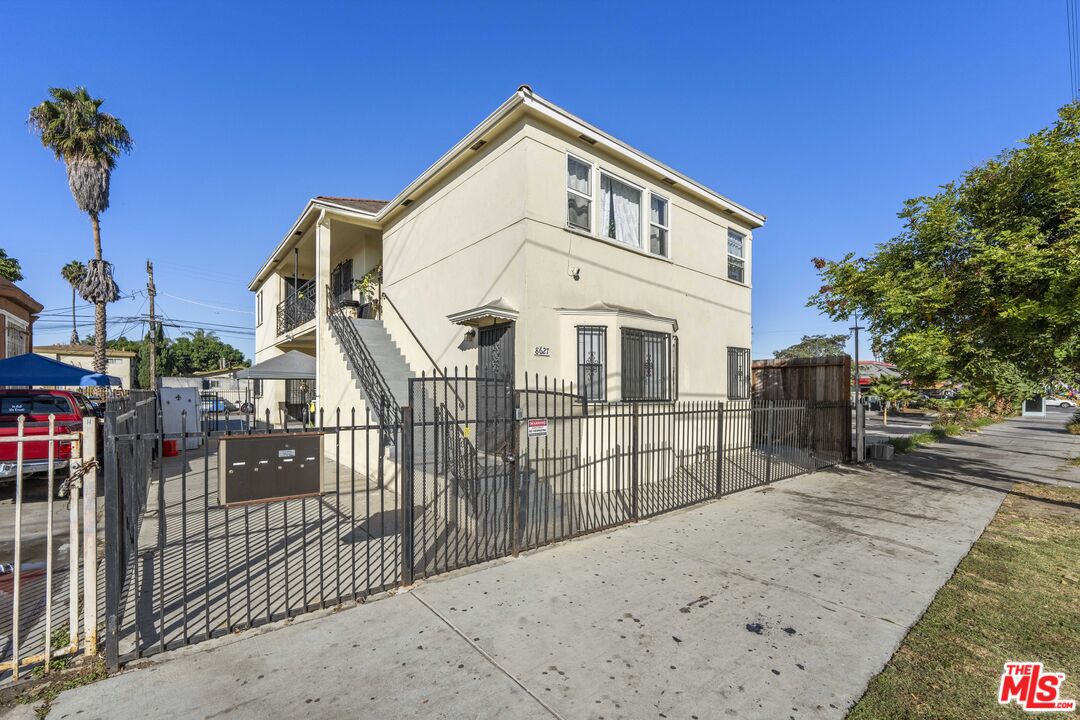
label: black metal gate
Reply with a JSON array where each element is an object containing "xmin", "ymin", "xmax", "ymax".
[
  {"xmin": 403, "ymin": 373, "xmax": 515, "ymax": 582},
  {"xmin": 105, "ymin": 373, "xmax": 848, "ymax": 669},
  {"xmin": 103, "ymin": 403, "xmax": 401, "ymax": 668},
  {"xmin": 476, "ymin": 323, "xmax": 514, "ymax": 453}
]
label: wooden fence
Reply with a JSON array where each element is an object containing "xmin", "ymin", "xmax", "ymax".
[{"xmin": 752, "ymin": 356, "xmax": 852, "ymax": 462}]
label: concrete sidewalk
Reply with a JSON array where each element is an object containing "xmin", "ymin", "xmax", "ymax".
[{"xmin": 37, "ymin": 414, "xmax": 1079, "ymax": 719}]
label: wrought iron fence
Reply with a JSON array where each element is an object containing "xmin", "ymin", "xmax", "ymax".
[
  {"xmin": 103, "ymin": 375, "xmax": 848, "ymax": 668},
  {"xmin": 104, "ymin": 404, "xmax": 401, "ymax": 666}
]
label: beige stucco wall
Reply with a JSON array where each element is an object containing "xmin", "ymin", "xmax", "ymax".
[
  {"xmin": 252, "ymin": 110, "xmax": 755, "ymax": 408},
  {"xmin": 375, "ymin": 116, "xmax": 752, "ymax": 401},
  {"xmin": 515, "ymin": 117, "xmax": 753, "ymax": 400},
  {"xmin": 378, "ymin": 119, "xmax": 531, "ymax": 378}
]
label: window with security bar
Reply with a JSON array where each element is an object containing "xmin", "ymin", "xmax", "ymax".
[
  {"xmin": 727, "ymin": 346, "xmax": 750, "ymax": 399},
  {"xmin": 621, "ymin": 328, "xmax": 673, "ymax": 401},
  {"xmin": 576, "ymin": 326, "xmax": 607, "ymax": 402},
  {"xmin": 331, "ymin": 259, "xmax": 354, "ymax": 303}
]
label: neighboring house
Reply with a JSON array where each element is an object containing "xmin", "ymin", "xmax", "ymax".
[
  {"xmin": 248, "ymin": 87, "xmax": 765, "ymax": 426},
  {"xmin": 190, "ymin": 366, "xmax": 257, "ymax": 404},
  {"xmin": 0, "ymin": 278, "xmax": 43, "ymax": 360},
  {"xmin": 162, "ymin": 369, "xmax": 257, "ymax": 417},
  {"xmin": 856, "ymin": 360, "xmax": 900, "ymax": 387},
  {"xmin": 33, "ymin": 344, "xmax": 137, "ymax": 389}
]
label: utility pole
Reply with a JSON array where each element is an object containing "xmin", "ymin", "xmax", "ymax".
[
  {"xmin": 147, "ymin": 260, "xmax": 157, "ymax": 391},
  {"xmin": 851, "ymin": 309, "xmax": 865, "ymax": 462}
]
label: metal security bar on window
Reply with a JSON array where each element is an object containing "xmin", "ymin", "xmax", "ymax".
[
  {"xmin": 330, "ymin": 259, "xmax": 353, "ymax": 304},
  {"xmin": 622, "ymin": 328, "xmax": 672, "ymax": 401},
  {"xmin": 576, "ymin": 326, "xmax": 607, "ymax": 402},
  {"xmin": 727, "ymin": 346, "xmax": 750, "ymax": 400}
]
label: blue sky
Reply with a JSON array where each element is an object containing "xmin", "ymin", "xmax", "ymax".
[{"xmin": 0, "ymin": 1, "xmax": 1071, "ymax": 361}]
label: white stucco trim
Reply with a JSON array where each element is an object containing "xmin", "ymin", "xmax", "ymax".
[
  {"xmin": 556, "ymin": 303, "xmax": 677, "ymax": 331},
  {"xmin": 447, "ymin": 298, "xmax": 520, "ymax": 327}
]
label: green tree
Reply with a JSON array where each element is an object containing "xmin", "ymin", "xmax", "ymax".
[
  {"xmin": 60, "ymin": 260, "xmax": 87, "ymax": 344},
  {"xmin": 96, "ymin": 330, "xmax": 248, "ymax": 388},
  {"xmin": 160, "ymin": 330, "xmax": 248, "ymax": 377},
  {"xmin": 809, "ymin": 102, "xmax": 1080, "ymax": 403},
  {"xmin": 28, "ymin": 87, "xmax": 133, "ymax": 374},
  {"xmin": 0, "ymin": 249, "xmax": 23, "ymax": 282},
  {"xmin": 867, "ymin": 375, "xmax": 917, "ymax": 426},
  {"xmin": 773, "ymin": 333, "xmax": 850, "ymax": 360}
]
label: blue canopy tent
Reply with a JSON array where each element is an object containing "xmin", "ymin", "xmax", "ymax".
[{"xmin": 0, "ymin": 353, "xmax": 121, "ymax": 387}]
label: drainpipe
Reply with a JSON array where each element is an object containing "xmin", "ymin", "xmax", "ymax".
[{"xmin": 293, "ymin": 247, "xmax": 299, "ymax": 298}]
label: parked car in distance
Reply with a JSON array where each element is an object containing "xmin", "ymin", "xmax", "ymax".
[
  {"xmin": 199, "ymin": 392, "xmax": 237, "ymax": 414},
  {"xmin": 1049, "ymin": 396, "xmax": 1077, "ymax": 408},
  {"xmin": 918, "ymin": 388, "xmax": 958, "ymax": 400},
  {"xmin": 0, "ymin": 389, "xmax": 97, "ymax": 489}
]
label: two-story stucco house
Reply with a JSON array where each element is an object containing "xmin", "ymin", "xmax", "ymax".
[{"xmin": 247, "ymin": 87, "xmax": 764, "ymax": 430}]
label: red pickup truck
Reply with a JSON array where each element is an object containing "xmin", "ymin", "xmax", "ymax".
[{"xmin": 0, "ymin": 389, "xmax": 98, "ymax": 486}]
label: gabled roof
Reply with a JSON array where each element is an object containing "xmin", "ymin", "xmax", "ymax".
[
  {"xmin": 0, "ymin": 278, "xmax": 44, "ymax": 315},
  {"xmin": 314, "ymin": 197, "xmax": 390, "ymax": 214},
  {"xmin": 250, "ymin": 87, "xmax": 766, "ymax": 290}
]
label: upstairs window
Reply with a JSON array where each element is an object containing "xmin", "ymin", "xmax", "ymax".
[
  {"xmin": 331, "ymin": 259, "xmax": 354, "ymax": 303},
  {"xmin": 727, "ymin": 229, "xmax": 746, "ymax": 283},
  {"xmin": 256, "ymin": 291, "xmax": 264, "ymax": 327},
  {"xmin": 5, "ymin": 324, "xmax": 27, "ymax": 359},
  {"xmin": 576, "ymin": 326, "xmax": 607, "ymax": 402},
  {"xmin": 622, "ymin": 328, "xmax": 674, "ymax": 402},
  {"xmin": 567, "ymin": 155, "xmax": 592, "ymax": 231},
  {"xmin": 650, "ymin": 195, "xmax": 669, "ymax": 257},
  {"xmin": 600, "ymin": 173, "xmax": 642, "ymax": 248},
  {"xmin": 727, "ymin": 346, "xmax": 750, "ymax": 400}
]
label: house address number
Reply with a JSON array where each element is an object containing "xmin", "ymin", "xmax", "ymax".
[{"xmin": 534, "ymin": 346, "xmax": 550, "ymax": 357}]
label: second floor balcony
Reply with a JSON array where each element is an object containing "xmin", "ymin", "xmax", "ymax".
[{"xmin": 276, "ymin": 279, "xmax": 316, "ymax": 336}]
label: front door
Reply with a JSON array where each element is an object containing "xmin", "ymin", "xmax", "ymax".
[{"xmin": 477, "ymin": 323, "xmax": 515, "ymax": 453}]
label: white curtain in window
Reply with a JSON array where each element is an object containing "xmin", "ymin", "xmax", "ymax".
[
  {"xmin": 601, "ymin": 175, "xmax": 641, "ymax": 247},
  {"xmin": 568, "ymin": 157, "xmax": 590, "ymax": 193}
]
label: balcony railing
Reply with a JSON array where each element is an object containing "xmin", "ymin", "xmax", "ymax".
[{"xmin": 276, "ymin": 280, "xmax": 316, "ymax": 336}]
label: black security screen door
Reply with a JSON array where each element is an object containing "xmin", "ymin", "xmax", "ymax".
[{"xmin": 477, "ymin": 323, "xmax": 515, "ymax": 453}]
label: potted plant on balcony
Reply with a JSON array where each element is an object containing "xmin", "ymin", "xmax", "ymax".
[{"xmin": 354, "ymin": 264, "xmax": 382, "ymax": 319}]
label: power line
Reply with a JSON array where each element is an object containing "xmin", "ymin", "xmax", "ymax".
[{"xmin": 159, "ymin": 292, "xmax": 253, "ymax": 315}]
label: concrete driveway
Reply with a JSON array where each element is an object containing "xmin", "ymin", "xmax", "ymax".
[{"xmin": 38, "ymin": 413, "xmax": 1079, "ymax": 719}]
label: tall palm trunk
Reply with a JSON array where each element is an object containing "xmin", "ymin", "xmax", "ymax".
[
  {"xmin": 70, "ymin": 286, "xmax": 78, "ymax": 344},
  {"xmin": 90, "ymin": 213, "xmax": 106, "ymax": 374}
]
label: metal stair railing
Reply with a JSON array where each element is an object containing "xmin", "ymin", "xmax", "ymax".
[
  {"xmin": 326, "ymin": 286, "xmax": 402, "ymax": 440},
  {"xmin": 436, "ymin": 403, "xmax": 479, "ymax": 493}
]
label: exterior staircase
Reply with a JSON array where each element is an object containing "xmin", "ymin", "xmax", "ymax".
[
  {"xmin": 345, "ymin": 319, "xmax": 416, "ymax": 409},
  {"xmin": 326, "ymin": 292, "xmax": 504, "ymax": 498}
]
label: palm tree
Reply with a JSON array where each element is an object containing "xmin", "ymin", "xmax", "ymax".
[
  {"xmin": 28, "ymin": 87, "xmax": 132, "ymax": 373},
  {"xmin": 60, "ymin": 260, "xmax": 87, "ymax": 344},
  {"xmin": 867, "ymin": 375, "xmax": 917, "ymax": 426}
]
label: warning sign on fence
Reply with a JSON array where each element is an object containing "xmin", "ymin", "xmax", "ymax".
[{"xmin": 527, "ymin": 419, "xmax": 548, "ymax": 437}]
